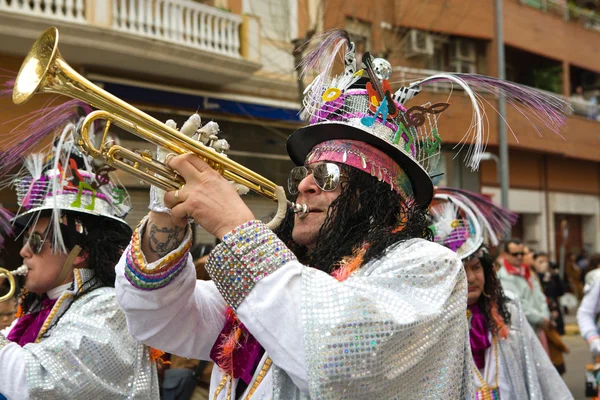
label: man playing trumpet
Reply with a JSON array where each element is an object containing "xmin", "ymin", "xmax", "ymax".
[
  {"xmin": 114, "ymin": 30, "xmax": 570, "ymax": 398},
  {"xmin": 115, "ymin": 31, "xmax": 476, "ymax": 399}
]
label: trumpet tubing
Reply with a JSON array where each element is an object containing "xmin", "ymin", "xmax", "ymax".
[{"xmin": 13, "ymin": 27, "xmax": 279, "ymax": 202}]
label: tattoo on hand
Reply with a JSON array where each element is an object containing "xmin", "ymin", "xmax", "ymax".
[{"xmin": 148, "ymin": 223, "xmax": 183, "ymax": 257}]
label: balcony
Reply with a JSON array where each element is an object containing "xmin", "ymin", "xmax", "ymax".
[
  {"xmin": 518, "ymin": 0, "xmax": 600, "ymax": 32},
  {"xmin": 0, "ymin": 0, "xmax": 261, "ymax": 85},
  {"xmin": 391, "ymin": 66, "xmax": 600, "ymax": 163}
]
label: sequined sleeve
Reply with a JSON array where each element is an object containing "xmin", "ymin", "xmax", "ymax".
[
  {"xmin": 124, "ymin": 214, "xmax": 193, "ymax": 290},
  {"xmin": 205, "ymin": 220, "xmax": 296, "ymax": 310}
]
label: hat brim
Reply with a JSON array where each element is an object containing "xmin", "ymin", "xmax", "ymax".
[
  {"xmin": 11, "ymin": 206, "xmax": 129, "ymax": 230},
  {"xmin": 287, "ymin": 122, "xmax": 434, "ymax": 208}
]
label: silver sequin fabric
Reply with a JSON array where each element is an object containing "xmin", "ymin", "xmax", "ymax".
[
  {"xmin": 0, "ymin": 333, "xmax": 10, "ymax": 350},
  {"xmin": 23, "ymin": 269, "xmax": 160, "ymax": 399},
  {"xmin": 282, "ymin": 239, "xmax": 475, "ymax": 400},
  {"xmin": 497, "ymin": 298, "xmax": 573, "ymax": 399},
  {"xmin": 205, "ymin": 220, "xmax": 296, "ymax": 310}
]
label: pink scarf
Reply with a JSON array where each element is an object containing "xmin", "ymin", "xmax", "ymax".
[
  {"xmin": 7, "ymin": 296, "xmax": 57, "ymax": 346},
  {"xmin": 468, "ymin": 304, "xmax": 491, "ymax": 369}
]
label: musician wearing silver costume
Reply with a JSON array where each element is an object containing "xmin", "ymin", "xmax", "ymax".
[
  {"xmin": 430, "ymin": 188, "xmax": 572, "ymax": 400},
  {"xmin": 0, "ymin": 111, "xmax": 159, "ymax": 399}
]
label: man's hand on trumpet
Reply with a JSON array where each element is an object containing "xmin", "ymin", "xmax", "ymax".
[
  {"xmin": 142, "ymin": 113, "xmax": 253, "ymax": 263},
  {"xmin": 163, "ymin": 153, "xmax": 255, "ymax": 240}
]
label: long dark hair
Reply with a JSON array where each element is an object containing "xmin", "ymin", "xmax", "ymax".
[
  {"xmin": 477, "ymin": 250, "xmax": 511, "ymax": 336},
  {"xmin": 18, "ymin": 213, "xmax": 132, "ymax": 336},
  {"xmin": 274, "ymin": 165, "xmax": 432, "ymax": 273}
]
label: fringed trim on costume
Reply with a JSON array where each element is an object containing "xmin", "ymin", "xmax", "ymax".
[
  {"xmin": 15, "ymin": 289, "xmax": 28, "ymax": 318},
  {"xmin": 149, "ymin": 347, "xmax": 170, "ymax": 366},
  {"xmin": 490, "ymin": 303, "xmax": 509, "ymax": 340},
  {"xmin": 331, "ymin": 243, "xmax": 370, "ymax": 282},
  {"xmin": 216, "ymin": 308, "xmax": 243, "ymax": 375}
]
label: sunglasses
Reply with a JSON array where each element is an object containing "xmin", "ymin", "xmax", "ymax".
[
  {"xmin": 509, "ymin": 252, "xmax": 525, "ymax": 257},
  {"xmin": 23, "ymin": 231, "xmax": 49, "ymax": 255},
  {"xmin": 287, "ymin": 163, "xmax": 343, "ymax": 195}
]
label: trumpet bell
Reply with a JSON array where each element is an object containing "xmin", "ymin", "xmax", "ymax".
[{"xmin": 13, "ymin": 26, "xmax": 60, "ymax": 105}]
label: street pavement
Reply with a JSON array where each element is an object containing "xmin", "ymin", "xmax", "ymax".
[
  {"xmin": 563, "ymin": 334, "xmax": 590, "ymax": 399},
  {"xmin": 563, "ymin": 314, "xmax": 591, "ymax": 400}
]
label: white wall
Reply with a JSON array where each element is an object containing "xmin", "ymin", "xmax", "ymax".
[{"xmin": 242, "ymin": 0, "xmax": 297, "ymax": 74}]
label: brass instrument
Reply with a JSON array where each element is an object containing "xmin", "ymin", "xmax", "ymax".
[
  {"xmin": 0, "ymin": 266, "xmax": 28, "ymax": 303},
  {"xmin": 13, "ymin": 27, "xmax": 288, "ymax": 204}
]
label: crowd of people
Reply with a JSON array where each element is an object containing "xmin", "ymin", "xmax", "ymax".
[{"xmin": 0, "ymin": 27, "xmax": 591, "ymax": 399}]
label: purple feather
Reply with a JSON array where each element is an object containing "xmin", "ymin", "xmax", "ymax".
[
  {"xmin": 0, "ymin": 206, "xmax": 15, "ymax": 249},
  {"xmin": 0, "ymin": 91, "xmax": 91, "ymax": 178},
  {"xmin": 419, "ymin": 73, "xmax": 570, "ymax": 139},
  {"xmin": 298, "ymin": 29, "xmax": 351, "ymax": 80},
  {"xmin": 0, "ymin": 69, "xmax": 17, "ymax": 97}
]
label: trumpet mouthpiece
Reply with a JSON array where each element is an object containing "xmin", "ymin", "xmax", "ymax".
[{"xmin": 12, "ymin": 265, "xmax": 28, "ymax": 276}]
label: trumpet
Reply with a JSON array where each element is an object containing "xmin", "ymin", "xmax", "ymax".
[
  {"xmin": 0, "ymin": 266, "xmax": 28, "ymax": 303},
  {"xmin": 13, "ymin": 27, "xmax": 308, "ymax": 226}
]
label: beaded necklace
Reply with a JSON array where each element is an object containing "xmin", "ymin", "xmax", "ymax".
[{"xmin": 473, "ymin": 335, "xmax": 500, "ymax": 400}]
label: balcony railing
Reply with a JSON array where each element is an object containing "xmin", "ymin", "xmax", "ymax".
[
  {"xmin": 112, "ymin": 0, "xmax": 241, "ymax": 57},
  {"xmin": 518, "ymin": 0, "xmax": 600, "ymax": 32},
  {"xmin": 0, "ymin": 0, "xmax": 86, "ymax": 22},
  {"xmin": 0, "ymin": 0, "xmax": 242, "ymax": 58}
]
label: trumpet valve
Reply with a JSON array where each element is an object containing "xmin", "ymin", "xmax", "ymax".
[{"xmin": 212, "ymin": 139, "xmax": 230, "ymax": 155}]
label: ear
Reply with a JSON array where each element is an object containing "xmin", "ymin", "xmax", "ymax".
[{"xmin": 72, "ymin": 249, "xmax": 89, "ymax": 268}]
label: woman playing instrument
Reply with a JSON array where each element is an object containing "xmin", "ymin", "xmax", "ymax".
[
  {"xmin": 430, "ymin": 188, "xmax": 573, "ymax": 400},
  {"xmin": 0, "ymin": 106, "xmax": 159, "ymax": 399}
]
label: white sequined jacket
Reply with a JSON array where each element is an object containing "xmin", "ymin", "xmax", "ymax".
[
  {"xmin": 116, "ymin": 219, "xmax": 474, "ymax": 399},
  {"xmin": 0, "ymin": 268, "xmax": 159, "ymax": 400}
]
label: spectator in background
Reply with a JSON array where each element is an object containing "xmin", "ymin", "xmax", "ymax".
[
  {"xmin": 572, "ymin": 85, "xmax": 585, "ymax": 101},
  {"xmin": 498, "ymin": 239, "xmax": 551, "ymax": 333},
  {"xmin": 570, "ymin": 85, "xmax": 590, "ymax": 116},
  {"xmin": 566, "ymin": 252, "xmax": 584, "ymax": 300},
  {"xmin": 577, "ymin": 248, "xmax": 590, "ymax": 276},
  {"xmin": 524, "ymin": 245, "xmax": 535, "ymax": 269},
  {"xmin": 533, "ymin": 251, "xmax": 569, "ymax": 375},
  {"xmin": 583, "ymin": 253, "xmax": 600, "ymax": 295}
]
